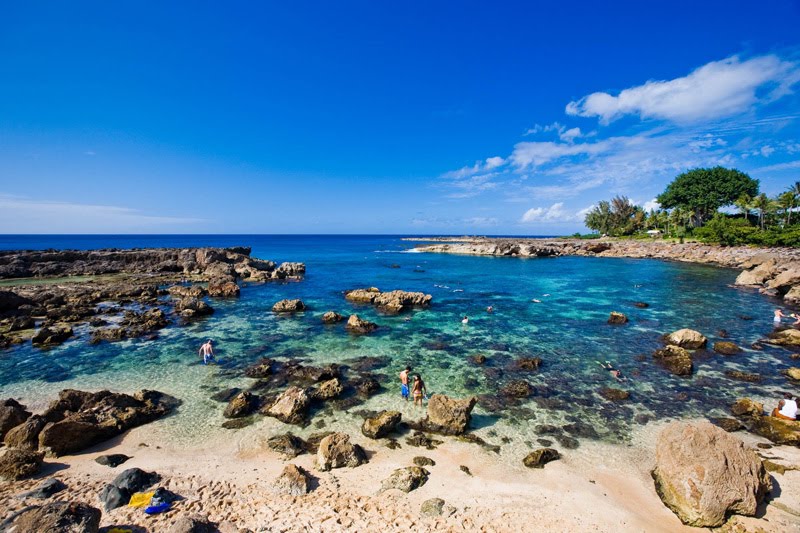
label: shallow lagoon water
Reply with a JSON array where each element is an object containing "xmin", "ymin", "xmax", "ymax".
[{"xmin": 0, "ymin": 235, "xmax": 796, "ymax": 458}]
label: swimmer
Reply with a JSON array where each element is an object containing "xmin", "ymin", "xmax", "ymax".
[
  {"xmin": 199, "ymin": 339, "xmax": 215, "ymax": 365},
  {"xmin": 486, "ymin": 306, "xmax": 494, "ymax": 313},
  {"xmin": 462, "ymin": 316, "xmax": 469, "ymax": 324},
  {"xmin": 597, "ymin": 360, "xmax": 626, "ymax": 382}
]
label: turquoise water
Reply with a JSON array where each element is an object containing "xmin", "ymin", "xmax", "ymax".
[{"xmin": 0, "ymin": 235, "xmax": 796, "ymax": 453}]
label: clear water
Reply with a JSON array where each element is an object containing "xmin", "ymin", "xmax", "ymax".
[{"xmin": 0, "ymin": 235, "xmax": 795, "ymax": 456}]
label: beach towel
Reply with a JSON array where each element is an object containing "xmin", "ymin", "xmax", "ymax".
[{"xmin": 128, "ymin": 491, "xmax": 155, "ymax": 508}]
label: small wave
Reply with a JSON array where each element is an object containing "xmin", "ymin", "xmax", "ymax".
[{"xmin": 400, "ymin": 249, "xmax": 423, "ymax": 253}]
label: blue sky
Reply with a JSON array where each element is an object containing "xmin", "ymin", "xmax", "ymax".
[{"xmin": 1, "ymin": 1, "xmax": 799, "ymax": 234}]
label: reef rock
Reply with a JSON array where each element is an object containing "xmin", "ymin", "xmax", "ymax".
[
  {"xmin": 0, "ymin": 448, "xmax": 44, "ymax": 480},
  {"xmin": 175, "ymin": 297, "xmax": 214, "ymax": 318},
  {"xmin": 223, "ymin": 391, "xmax": 257, "ymax": 419},
  {"xmin": 607, "ymin": 312, "xmax": 628, "ymax": 325},
  {"xmin": 311, "ymin": 378, "xmax": 344, "ymax": 401},
  {"xmin": 653, "ymin": 345, "xmax": 693, "ymax": 376},
  {"xmin": 652, "ymin": 421, "xmax": 771, "ymax": 527},
  {"xmin": 207, "ymin": 279, "xmax": 240, "ymax": 297},
  {"xmin": 735, "ymin": 260, "xmax": 778, "ymax": 286},
  {"xmin": 767, "ymin": 328, "xmax": 800, "ymax": 346},
  {"xmin": 31, "ymin": 324, "xmax": 73, "ymax": 346},
  {"xmin": 599, "ymin": 387, "xmax": 630, "ymax": 401},
  {"xmin": 665, "ymin": 329, "xmax": 707, "ymax": 349},
  {"xmin": 381, "ymin": 466, "xmax": 429, "ymax": 492},
  {"xmin": 2, "ymin": 502, "xmax": 101, "ymax": 533},
  {"xmin": 713, "ymin": 341, "xmax": 741, "ymax": 355},
  {"xmin": 316, "ymin": 432, "xmax": 367, "ymax": 471},
  {"xmin": 346, "ymin": 314, "xmax": 378, "ymax": 334},
  {"xmin": 272, "ymin": 299, "xmax": 306, "ymax": 313},
  {"xmin": 523, "ymin": 448, "xmax": 560, "ymax": 468},
  {"xmin": 267, "ymin": 433, "xmax": 308, "ymax": 459},
  {"xmin": 0, "ymin": 398, "xmax": 31, "ymax": 440},
  {"xmin": 322, "ymin": 311, "xmax": 344, "ymax": 323},
  {"xmin": 361, "ymin": 410, "xmax": 401, "ymax": 439},
  {"xmin": 244, "ymin": 358, "xmax": 273, "ymax": 378},
  {"xmin": 272, "ymin": 464, "xmax": 310, "ymax": 496},
  {"xmin": 422, "ymin": 394, "xmax": 477, "ymax": 435},
  {"xmin": 265, "ymin": 387, "xmax": 310, "ymax": 425},
  {"xmin": 345, "ymin": 287, "xmax": 432, "ymax": 313},
  {"xmin": 4, "ymin": 415, "xmax": 46, "ymax": 450}
]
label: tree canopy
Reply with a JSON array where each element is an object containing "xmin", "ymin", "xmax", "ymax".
[{"xmin": 656, "ymin": 167, "xmax": 759, "ymax": 224}]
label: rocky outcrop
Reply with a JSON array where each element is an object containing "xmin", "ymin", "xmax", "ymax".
[
  {"xmin": 311, "ymin": 378, "xmax": 343, "ymax": 401},
  {"xmin": 0, "ymin": 398, "xmax": 31, "ymax": 440},
  {"xmin": 272, "ymin": 299, "xmax": 306, "ymax": 313},
  {"xmin": 345, "ymin": 288, "xmax": 432, "ymax": 313},
  {"xmin": 168, "ymin": 285, "xmax": 207, "ymax": 298},
  {"xmin": 422, "ymin": 394, "xmax": 477, "ymax": 435},
  {"xmin": 653, "ymin": 345, "xmax": 693, "ymax": 376},
  {"xmin": 322, "ymin": 311, "xmax": 344, "ymax": 323},
  {"xmin": 652, "ymin": 421, "xmax": 771, "ymax": 527},
  {"xmin": 381, "ymin": 466, "xmax": 429, "ymax": 492},
  {"xmin": 766, "ymin": 328, "xmax": 800, "ymax": 346},
  {"xmin": 34, "ymin": 389, "xmax": 179, "ymax": 456},
  {"xmin": 100, "ymin": 467, "xmax": 160, "ymax": 511},
  {"xmin": 316, "ymin": 433, "xmax": 367, "ymax": 471},
  {"xmin": 31, "ymin": 324, "xmax": 73, "ymax": 346},
  {"xmin": 272, "ymin": 464, "xmax": 310, "ymax": 496},
  {"xmin": 607, "ymin": 312, "xmax": 628, "ymax": 325},
  {"xmin": 223, "ymin": 391, "xmax": 257, "ymax": 418},
  {"xmin": 713, "ymin": 341, "xmax": 741, "ymax": 355},
  {"xmin": 361, "ymin": 410, "xmax": 401, "ymax": 439},
  {"xmin": 0, "ymin": 448, "xmax": 44, "ymax": 480},
  {"xmin": 175, "ymin": 297, "xmax": 214, "ymax": 318},
  {"xmin": 18, "ymin": 478, "xmax": 68, "ymax": 499},
  {"xmin": 523, "ymin": 448, "xmax": 560, "ymax": 468},
  {"xmin": 267, "ymin": 433, "xmax": 308, "ymax": 459},
  {"xmin": 346, "ymin": 314, "xmax": 378, "ymax": 334},
  {"xmin": 264, "ymin": 387, "xmax": 310, "ymax": 425},
  {"xmin": 4, "ymin": 415, "xmax": 46, "ymax": 450},
  {"xmin": 664, "ymin": 329, "xmax": 707, "ymax": 349},
  {"xmin": 731, "ymin": 398, "xmax": 800, "ymax": 446},
  {"xmin": 0, "ymin": 502, "xmax": 101, "ymax": 533}
]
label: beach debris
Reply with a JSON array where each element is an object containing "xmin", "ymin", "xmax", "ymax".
[
  {"xmin": 272, "ymin": 298, "xmax": 306, "ymax": 313},
  {"xmin": 321, "ymin": 311, "xmax": 344, "ymax": 323},
  {"xmin": 413, "ymin": 456, "xmax": 435, "ymax": 467},
  {"xmin": 31, "ymin": 323, "xmax": 73, "ymax": 346},
  {"xmin": 223, "ymin": 391, "xmax": 258, "ymax": 419},
  {"xmin": 345, "ymin": 314, "xmax": 378, "ymax": 334},
  {"xmin": 664, "ymin": 328, "xmax": 707, "ymax": 349},
  {"xmin": 607, "ymin": 312, "xmax": 628, "ymax": 325},
  {"xmin": 272, "ymin": 464, "xmax": 311, "ymax": 496},
  {"xmin": 311, "ymin": 378, "xmax": 344, "ymax": 401},
  {"xmin": 652, "ymin": 421, "xmax": 771, "ymax": 527},
  {"xmin": 653, "ymin": 345, "xmax": 693, "ymax": 376},
  {"xmin": 0, "ymin": 501, "xmax": 101, "ymax": 533},
  {"xmin": 730, "ymin": 397, "xmax": 800, "ymax": 446},
  {"xmin": 0, "ymin": 398, "xmax": 31, "ymax": 441},
  {"xmin": 100, "ymin": 468, "xmax": 160, "ymax": 511},
  {"xmin": 94, "ymin": 454, "xmax": 131, "ymax": 468},
  {"xmin": 523, "ymin": 448, "xmax": 560, "ymax": 469},
  {"xmin": 345, "ymin": 287, "xmax": 432, "ymax": 314},
  {"xmin": 264, "ymin": 386, "xmax": 311, "ymax": 425},
  {"xmin": 267, "ymin": 433, "xmax": 308, "ymax": 459},
  {"xmin": 316, "ymin": 432, "xmax": 367, "ymax": 471},
  {"xmin": 0, "ymin": 448, "xmax": 44, "ymax": 480},
  {"xmin": 17, "ymin": 478, "xmax": 67, "ymax": 499},
  {"xmin": 380, "ymin": 466, "xmax": 429, "ymax": 492},
  {"xmin": 421, "ymin": 394, "xmax": 478, "ymax": 435},
  {"xmin": 712, "ymin": 341, "xmax": 741, "ymax": 355},
  {"xmin": 166, "ymin": 513, "xmax": 219, "ymax": 533},
  {"xmin": 361, "ymin": 410, "xmax": 401, "ymax": 439},
  {"xmin": 598, "ymin": 387, "xmax": 630, "ymax": 401}
]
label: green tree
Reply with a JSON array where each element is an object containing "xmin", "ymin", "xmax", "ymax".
[
  {"xmin": 751, "ymin": 193, "xmax": 773, "ymax": 230},
  {"xmin": 734, "ymin": 193, "xmax": 752, "ymax": 220},
  {"xmin": 777, "ymin": 191, "xmax": 796, "ymax": 226},
  {"xmin": 657, "ymin": 167, "xmax": 759, "ymax": 226},
  {"xmin": 584, "ymin": 201, "xmax": 613, "ymax": 235}
]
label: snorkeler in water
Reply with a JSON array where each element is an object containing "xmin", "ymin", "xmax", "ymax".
[{"xmin": 597, "ymin": 360, "xmax": 626, "ymax": 382}]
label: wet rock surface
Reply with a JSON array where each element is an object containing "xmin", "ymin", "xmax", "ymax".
[
  {"xmin": 653, "ymin": 345, "xmax": 693, "ymax": 376},
  {"xmin": 345, "ymin": 287, "xmax": 432, "ymax": 313}
]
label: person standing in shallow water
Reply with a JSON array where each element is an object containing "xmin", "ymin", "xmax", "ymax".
[
  {"xmin": 399, "ymin": 366, "xmax": 411, "ymax": 401},
  {"xmin": 411, "ymin": 374, "xmax": 427, "ymax": 406},
  {"xmin": 199, "ymin": 339, "xmax": 215, "ymax": 364}
]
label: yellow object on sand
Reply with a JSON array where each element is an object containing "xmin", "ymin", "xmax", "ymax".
[
  {"xmin": 108, "ymin": 529, "xmax": 134, "ymax": 533},
  {"xmin": 128, "ymin": 491, "xmax": 155, "ymax": 508}
]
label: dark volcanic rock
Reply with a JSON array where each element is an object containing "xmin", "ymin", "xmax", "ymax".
[
  {"xmin": 18, "ymin": 478, "xmax": 67, "ymax": 499},
  {"xmin": 94, "ymin": 454, "xmax": 131, "ymax": 467},
  {"xmin": 523, "ymin": 448, "xmax": 560, "ymax": 468}
]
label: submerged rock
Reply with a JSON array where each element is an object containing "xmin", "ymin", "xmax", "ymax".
[
  {"xmin": 607, "ymin": 311, "xmax": 628, "ymax": 325},
  {"xmin": 361, "ymin": 410, "xmax": 401, "ymax": 439},
  {"xmin": 381, "ymin": 466, "xmax": 429, "ymax": 492},
  {"xmin": 0, "ymin": 448, "xmax": 44, "ymax": 480},
  {"xmin": 316, "ymin": 432, "xmax": 367, "ymax": 471},
  {"xmin": 766, "ymin": 328, "xmax": 800, "ymax": 346},
  {"xmin": 244, "ymin": 358, "xmax": 273, "ymax": 379},
  {"xmin": 2, "ymin": 502, "xmax": 101, "ymax": 533},
  {"xmin": 598, "ymin": 387, "xmax": 630, "ymax": 401},
  {"xmin": 523, "ymin": 448, "xmax": 560, "ymax": 469},
  {"xmin": 713, "ymin": 341, "xmax": 741, "ymax": 355},
  {"xmin": 652, "ymin": 421, "xmax": 771, "ymax": 527},
  {"xmin": 665, "ymin": 328, "xmax": 707, "ymax": 349},
  {"xmin": 422, "ymin": 394, "xmax": 477, "ymax": 435},
  {"xmin": 724, "ymin": 370, "xmax": 761, "ymax": 383},
  {"xmin": 500, "ymin": 380, "xmax": 534, "ymax": 398},
  {"xmin": 653, "ymin": 345, "xmax": 693, "ymax": 376},
  {"xmin": 514, "ymin": 357, "xmax": 543, "ymax": 371},
  {"xmin": 272, "ymin": 464, "xmax": 311, "ymax": 496},
  {"xmin": 311, "ymin": 378, "xmax": 344, "ymax": 401}
]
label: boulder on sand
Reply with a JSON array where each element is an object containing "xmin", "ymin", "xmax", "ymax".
[
  {"xmin": 1, "ymin": 502, "xmax": 101, "ymax": 533},
  {"xmin": 653, "ymin": 345, "xmax": 693, "ymax": 376},
  {"xmin": 652, "ymin": 421, "xmax": 771, "ymax": 527},
  {"xmin": 422, "ymin": 394, "xmax": 477, "ymax": 435},
  {"xmin": 0, "ymin": 448, "xmax": 44, "ymax": 480},
  {"xmin": 523, "ymin": 448, "xmax": 560, "ymax": 468},
  {"xmin": 361, "ymin": 410, "xmax": 401, "ymax": 439},
  {"xmin": 265, "ymin": 387, "xmax": 310, "ymax": 425},
  {"xmin": 380, "ymin": 466, "xmax": 429, "ymax": 492},
  {"xmin": 272, "ymin": 464, "xmax": 311, "ymax": 496},
  {"xmin": 0, "ymin": 398, "xmax": 31, "ymax": 440},
  {"xmin": 267, "ymin": 433, "xmax": 308, "ymax": 459},
  {"xmin": 166, "ymin": 514, "xmax": 219, "ymax": 533},
  {"xmin": 316, "ymin": 432, "xmax": 367, "ymax": 471},
  {"xmin": 4, "ymin": 415, "xmax": 46, "ymax": 450},
  {"xmin": 272, "ymin": 299, "xmax": 306, "ymax": 313},
  {"xmin": 664, "ymin": 329, "xmax": 707, "ymax": 349}
]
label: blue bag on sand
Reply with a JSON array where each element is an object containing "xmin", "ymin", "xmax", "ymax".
[{"xmin": 144, "ymin": 501, "xmax": 171, "ymax": 515}]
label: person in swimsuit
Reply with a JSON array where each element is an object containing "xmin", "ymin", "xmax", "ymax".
[
  {"xmin": 199, "ymin": 339, "xmax": 215, "ymax": 364},
  {"xmin": 462, "ymin": 316, "xmax": 469, "ymax": 324},
  {"xmin": 775, "ymin": 309, "xmax": 787, "ymax": 326},
  {"xmin": 411, "ymin": 374, "xmax": 427, "ymax": 406},
  {"xmin": 399, "ymin": 366, "xmax": 412, "ymax": 401},
  {"xmin": 598, "ymin": 361, "xmax": 626, "ymax": 382}
]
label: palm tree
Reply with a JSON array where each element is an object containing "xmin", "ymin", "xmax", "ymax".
[
  {"xmin": 734, "ymin": 193, "xmax": 752, "ymax": 221},
  {"xmin": 751, "ymin": 193, "xmax": 772, "ymax": 230},
  {"xmin": 777, "ymin": 191, "xmax": 797, "ymax": 226}
]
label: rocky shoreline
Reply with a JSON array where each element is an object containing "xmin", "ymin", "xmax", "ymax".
[
  {"xmin": 0, "ymin": 247, "xmax": 305, "ymax": 349},
  {"xmin": 412, "ymin": 237, "xmax": 800, "ymax": 306}
]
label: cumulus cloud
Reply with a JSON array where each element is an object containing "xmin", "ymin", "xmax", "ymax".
[
  {"xmin": 642, "ymin": 198, "xmax": 660, "ymax": 212},
  {"xmin": 520, "ymin": 202, "xmax": 577, "ymax": 223},
  {"xmin": 566, "ymin": 55, "xmax": 800, "ymax": 124},
  {"xmin": 0, "ymin": 195, "xmax": 203, "ymax": 233}
]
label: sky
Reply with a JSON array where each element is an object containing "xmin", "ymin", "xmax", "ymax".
[{"xmin": 1, "ymin": 1, "xmax": 799, "ymax": 235}]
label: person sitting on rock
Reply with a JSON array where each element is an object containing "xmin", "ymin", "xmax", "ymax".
[
  {"xmin": 772, "ymin": 392, "xmax": 798, "ymax": 421},
  {"xmin": 199, "ymin": 339, "xmax": 215, "ymax": 365}
]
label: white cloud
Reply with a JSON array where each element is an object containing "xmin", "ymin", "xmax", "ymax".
[
  {"xmin": 560, "ymin": 127, "xmax": 582, "ymax": 142},
  {"xmin": 566, "ymin": 55, "xmax": 800, "ymax": 124},
  {"xmin": 0, "ymin": 195, "xmax": 203, "ymax": 233},
  {"xmin": 761, "ymin": 145, "xmax": 776, "ymax": 157},
  {"xmin": 511, "ymin": 139, "xmax": 611, "ymax": 168},
  {"xmin": 754, "ymin": 159, "xmax": 800, "ymax": 173},
  {"xmin": 484, "ymin": 156, "xmax": 505, "ymax": 169},
  {"xmin": 642, "ymin": 198, "xmax": 660, "ymax": 212},
  {"xmin": 520, "ymin": 202, "xmax": 577, "ymax": 223}
]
